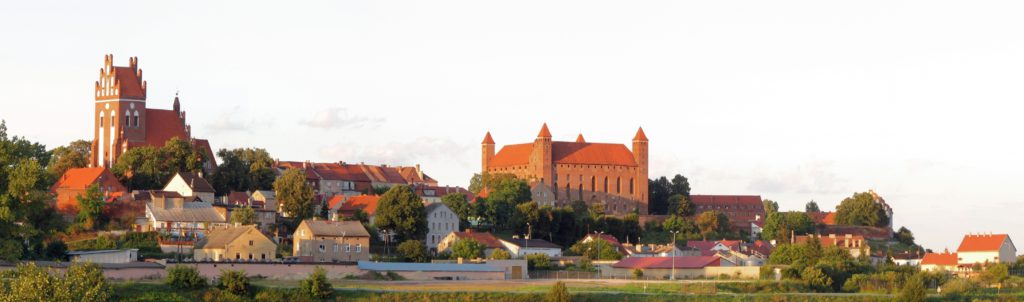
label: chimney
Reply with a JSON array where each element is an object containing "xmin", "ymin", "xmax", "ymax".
[{"xmin": 416, "ymin": 164, "xmax": 423, "ymax": 180}]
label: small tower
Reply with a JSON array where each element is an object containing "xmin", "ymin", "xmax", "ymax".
[
  {"xmin": 481, "ymin": 132, "xmax": 495, "ymax": 173},
  {"xmin": 575, "ymin": 133, "xmax": 586, "ymax": 143},
  {"xmin": 531, "ymin": 123, "xmax": 554, "ymax": 186},
  {"xmin": 173, "ymin": 92, "xmax": 181, "ymax": 113},
  {"xmin": 632, "ymin": 127, "xmax": 649, "ymax": 213}
]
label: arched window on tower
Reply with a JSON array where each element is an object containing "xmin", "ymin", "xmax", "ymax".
[
  {"xmin": 578, "ymin": 184, "xmax": 583, "ymax": 201},
  {"xmin": 603, "ymin": 177, "xmax": 608, "ymax": 193},
  {"xmin": 133, "ymin": 111, "xmax": 140, "ymax": 127},
  {"xmin": 616, "ymin": 177, "xmax": 621, "ymax": 194},
  {"xmin": 629, "ymin": 178, "xmax": 634, "ymax": 195},
  {"xmin": 125, "ymin": 110, "xmax": 131, "ymax": 127},
  {"xmin": 590, "ymin": 176, "xmax": 595, "ymax": 193}
]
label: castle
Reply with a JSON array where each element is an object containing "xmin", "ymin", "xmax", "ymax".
[
  {"xmin": 482, "ymin": 124, "xmax": 649, "ymax": 215},
  {"xmin": 91, "ymin": 55, "xmax": 215, "ymax": 172}
]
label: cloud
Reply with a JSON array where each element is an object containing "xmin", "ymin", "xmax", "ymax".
[{"xmin": 300, "ymin": 107, "xmax": 384, "ymax": 129}]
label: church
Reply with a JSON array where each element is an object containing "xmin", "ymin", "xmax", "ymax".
[
  {"xmin": 482, "ymin": 124, "xmax": 649, "ymax": 215},
  {"xmin": 91, "ymin": 55, "xmax": 215, "ymax": 172}
]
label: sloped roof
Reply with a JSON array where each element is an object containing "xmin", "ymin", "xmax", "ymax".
[
  {"xmin": 957, "ymin": 234, "xmax": 1011, "ymax": 252},
  {"xmin": 358, "ymin": 261, "xmax": 502, "ymax": 272},
  {"xmin": 690, "ymin": 195, "xmax": 764, "ymax": 207},
  {"xmin": 327, "ymin": 195, "xmax": 346, "ymax": 210},
  {"xmin": 482, "ymin": 132, "xmax": 495, "ymax": 144},
  {"xmin": 195, "ymin": 225, "xmax": 269, "ymax": 249},
  {"xmin": 611, "ymin": 256, "xmax": 720, "ymax": 269},
  {"xmin": 489, "ymin": 142, "xmax": 638, "ymax": 168},
  {"xmin": 51, "ymin": 167, "xmax": 113, "ymax": 191},
  {"xmin": 135, "ymin": 109, "xmax": 189, "ymax": 148},
  {"xmin": 112, "ymin": 67, "xmax": 146, "ymax": 99},
  {"xmin": 192, "ymin": 139, "xmax": 217, "ymax": 168},
  {"xmin": 809, "ymin": 212, "xmax": 837, "ymax": 225},
  {"xmin": 501, "ymin": 238, "xmax": 561, "ymax": 249},
  {"xmin": 315, "ymin": 163, "xmax": 372, "ymax": 182},
  {"xmin": 176, "ymin": 172, "xmax": 215, "ymax": 193},
  {"xmin": 339, "ymin": 195, "xmax": 380, "ymax": 215},
  {"xmin": 537, "ymin": 123, "xmax": 552, "ymax": 138},
  {"xmin": 397, "ymin": 166, "xmax": 436, "ymax": 184},
  {"xmin": 147, "ymin": 202, "xmax": 225, "ymax": 223},
  {"xmin": 425, "ymin": 202, "xmax": 453, "ymax": 214},
  {"xmin": 300, "ymin": 220, "xmax": 370, "ymax": 237},
  {"xmin": 360, "ymin": 165, "xmax": 407, "ymax": 184},
  {"xmin": 451, "ymin": 231, "xmax": 504, "ymax": 249},
  {"xmin": 633, "ymin": 127, "xmax": 648, "ymax": 141},
  {"xmin": 921, "ymin": 252, "xmax": 958, "ymax": 266}
]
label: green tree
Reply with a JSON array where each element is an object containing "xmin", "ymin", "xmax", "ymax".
[
  {"xmin": 895, "ymin": 226, "xmax": 915, "ymax": 245},
  {"xmin": 47, "ymin": 139, "xmax": 91, "ymax": 178},
  {"xmin": 490, "ymin": 248, "xmax": 511, "ymax": 260},
  {"xmin": 897, "ymin": 274, "xmax": 927, "ymax": 302},
  {"xmin": 481, "ymin": 174, "xmax": 531, "ymax": 229},
  {"xmin": 230, "ymin": 206, "xmax": 256, "ymax": 225},
  {"xmin": 216, "ymin": 269, "xmax": 250, "ymax": 296},
  {"xmin": 58, "ymin": 262, "xmax": 110, "ymax": 302},
  {"xmin": 5, "ymin": 262, "xmax": 57, "ymax": 301},
  {"xmin": 662, "ymin": 215, "xmax": 696, "ymax": 235},
  {"xmin": 633, "ymin": 268, "xmax": 644, "ymax": 279},
  {"xmin": 805, "ymin": 200, "xmax": 820, "ymax": 213},
  {"xmin": 647, "ymin": 177, "xmax": 671, "ymax": 215},
  {"xmin": 166, "ymin": 265, "xmax": 207, "ymax": 289},
  {"xmin": 761, "ymin": 211, "xmax": 815, "ymax": 242},
  {"xmin": 450, "ymin": 238, "xmax": 486, "ymax": 260},
  {"xmin": 835, "ymin": 192, "xmax": 889, "ymax": 227},
  {"xmin": 75, "ymin": 183, "xmax": 106, "ymax": 230},
  {"xmin": 762, "ymin": 199, "xmax": 779, "ymax": 215},
  {"xmin": 666, "ymin": 194, "xmax": 694, "ymax": 217},
  {"xmin": 110, "ymin": 138, "xmax": 205, "ymax": 191},
  {"xmin": 569, "ymin": 240, "xmax": 623, "ymax": 260},
  {"xmin": 512, "ymin": 201, "xmax": 541, "ymax": 235},
  {"xmin": 802, "ymin": 266, "xmax": 833, "ymax": 292},
  {"xmin": 441, "ymin": 192, "xmax": 473, "ymax": 228},
  {"xmin": 527, "ymin": 253, "xmax": 551, "ymax": 270},
  {"xmin": 981, "ymin": 263, "xmax": 1010, "ymax": 286},
  {"xmin": 546, "ymin": 281, "xmax": 571, "ymax": 302},
  {"xmin": 397, "ymin": 240, "xmax": 430, "ymax": 263},
  {"xmin": 373, "ymin": 185, "xmax": 427, "ymax": 242},
  {"xmin": 298, "ymin": 266, "xmax": 332, "ymax": 300},
  {"xmin": 670, "ymin": 174, "xmax": 691, "ymax": 197},
  {"xmin": 696, "ymin": 210, "xmax": 730, "ymax": 240},
  {"xmin": 210, "ymin": 148, "xmax": 276, "ymax": 195},
  {"xmin": 274, "ymin": 168, "xmax": 315, "ymax": 219}
]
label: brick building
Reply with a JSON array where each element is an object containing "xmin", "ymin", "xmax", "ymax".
[
  {"xmin": 690, "ymin": 195, "xmax": 766, "ymax": 233},
  {"xmin": 50, "ymin": 167, "xmax": 127, "ymax": 216},
  {"xmin": 91, "ymin": 55, "xmax": 215, "ymax": 172},
  {"xmin": 481, "ymin": 124, "xmax": 649, "ymax": 215}
]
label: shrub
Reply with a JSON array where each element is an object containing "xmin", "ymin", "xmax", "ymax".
[
  {"xmin": 801, "ymin": 266, "xmax": 833, "ymax": 292},
  {"xmin": 60, "ymin": 262, "xmax": 110, "ymax": 302},
  {"xmin": 491, "ymin": 248, "xmax": 512, "ymax": 260},
  {"xmin": 216, "ymin": 269, "xmax": 250, "ymax": 296},
  {"xmin": 166, "ymin": 265, "xmax": 207, "ymax": 290},
  {"xmin": 897, "ymin": 275, "xmax": 927, "ymax": 302},
  {"xmin": 942, "ymin": 278, "xmax": 981, "ymax": 297},
  {"xmin": 299, "ymin": 267, "xmax": 332, "ymax": 300},
  {"xmin": 546, "ymin": 281, "xmax": 571, "ymax": 302},
  {"xmin": 633, "ymin": 269, "xmax": 644, "ymax": 279},
  {"xmin": 527, "ymin": 253, "xmax": 551, "ymax": 270}
]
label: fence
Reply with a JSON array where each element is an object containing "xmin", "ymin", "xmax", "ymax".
[{"xmin": 528, "ymin": 270, "xmax": 725, "ymax": 281}]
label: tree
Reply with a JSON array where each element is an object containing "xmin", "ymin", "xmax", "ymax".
[
  {"xmin": 298, "ymin": 266, "xmax": 332, "ymax": 300},
  {"xmin": 110, "ymin": 138, "xmax": 205, "ymax": 191},
  {"xmin": 274, "ymin": 168, "xmax": 315, "ymax": 219},
  {"xmin": 569, "ymin": 240, "xmax": 623, "ymax": 260},
  {"xmin": 210, "ymin": 148, "xmax": 276, "ymax": 195},
  {"xmin": 47, "ymin": 140, "xmax": 91, "ymax": 178},
  {"xmin": 897, "ymin": 274, "xmax": 927, "ymax": 302},
  {"xmin": 216, "ymin": 269, "xmax": 250, "ymax": 296},
  {"xmin": 397, "ymin": 240, "xmax": 430, "ymax": 263},
  {"xmin": 75, "ymin": 183, "xmax": 106, "ymax": 230},
  {"xmin": 662, "ymin": 215, "xmax": 696, "ymax": 235},
  {"xmin": 450, "ymin": 238, "xmax": 486, "ymax": 260},
  {"xmin": 3, "ymin": 262, "xmax": 110, "ymax": 302},
  {"xmin": 58, "ymin": 262, "xmax": 110, "ymax": 302},
  {"xmin": 648, "ymin": 177, "xmax": 671, "ymax": 215},
  {"xmin": 527, "ymin": 253, "xmax": 551, "ymax": 270},
  {"xmin": 546, "ymin": 281, "xmax": 571, "ymax": 302},
  {"xmin": 835, "ymin": 192, "xmax": 889, "ymax": 227},
  {"xmin": 895, "ymin": 226, "xmax": 915, "ymax": 245},
  {"xmin": 480, "ymin": 174, "xmax": 531, "ymax": 229},
  {"xmin": 981, "ymin": 263, "xmax": 1010, "ymax": 286},
  {"xmin": 490, "ymin": 248, "xmax": 511, "ymax": 260},
  {"xmin": 633, "ymin": 268, "xmax": 644, "ymax": 279},
  {"xmin": 696, "ymin": 211, "xmax": 730, "ymax": 240},
  {"xmin": 373, "ymin": 185, "xmax": 427, "ymax": 242},
  {"xmin": 230, "ymin": 206, "xmax": 256, "ymax": 225},
  {"xmin": 512, "ymin": 201, "xmax": 541, "ymax": 235},
  {"xmin": 805, "ymin": 200, "xmax": 820, "ymax": 213},
  {"xmin": 761, "ymin": 211, "xmax": 815, "ymax": 242},
  {"xmin": 802, "ymin": 266, "xmax": 833, "ymax": 292},
  {"xmin": 670, "ymin": 174, "xmax": 691, "ymax": 197},
  {"xmin": 166, "ymin": 265, "xmax": 207, "ymax": 289},
  {"xmin": 763, "ymin": 199, "xmax": 779, "ymax": 215},
  {"xmin": 666, "ymin": 194, "xmax": 694, "ymax": 217},
  {"xmin": 441, "ymin": 192, "xmax": 473, "ymax": 228}
]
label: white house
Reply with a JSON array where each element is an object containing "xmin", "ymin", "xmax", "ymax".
[
  {"xmin": 425, "ymin": 203, "xmax": 459, "ymax": 250},
  {"xmin": 920, "ymin": 252, "xmax": 960, "ymax": 272},
  {"xmin": 163, "ymin": 172, "xmax": 216, "ymax": 202},
  {"xmin": 499, "ymin": 238, "xmax": 562, "ymax": 258},
  {"xmin": 956, "ymin": 233, "xmax": 1017, "ymax": 265},
  {"xmin": 67, "ymin": 249, "xmax": 138, "ymax": 264}
]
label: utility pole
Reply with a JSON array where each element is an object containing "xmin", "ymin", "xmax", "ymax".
[
  {"xmin": 670, "ymin": 230, "xmax": 680, "ymax": 281},
  {"xmin": 525, "ymin": 222, "xmax": 531, "ymax": 257}
]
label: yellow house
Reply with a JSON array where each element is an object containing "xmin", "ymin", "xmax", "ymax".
[
  {"xmin": 293, "ymin": 220, "xmax": 371, "ymax": 262},
  {"xmin": 194, "ymin": 225, "xmax": 278, "ymax": 262}
]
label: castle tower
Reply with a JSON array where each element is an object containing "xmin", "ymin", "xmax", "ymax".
[
  {"xmin": 632, "ymin": 127, "xmax": 649, "ymax": 213},
  {"xmin": 531, "ymin": 123, "xmax": 553, "ymax": 185},
  {"xmin": 93, "ymin": 54, "xmax": 147, "ymax": 167},
  {"xmin": 481, "ymin": 132, "xmax": 495, "ymax": 173}
]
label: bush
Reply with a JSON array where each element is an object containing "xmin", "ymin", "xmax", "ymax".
[
  {"xmin": 166, "ymin": 265, "xmax": 207, "ymax": 290},
  {"xmin": 527, "ymin": 253, "xmax": 552, "ymax": 270},
  {"xmin": 801, "ymin": 266, "xmax": 833, "ymax": 292},
  {"xmin": 491, "ymin": 248, "xmax": 512, "ymax": 260},
  {"xmin": 897, "ymin": 275, "xmax": 927, "ymax": 302},
  {"xmin": 216, "ymin": 269, "xmax": 250, "ymax": 296},
  {"xmin": 546, "ymin": 281, "xmax": 571, "ymax": 302},
  {"xmin": 299, "ymin": 267, "xmax": 333, "ymax": 300},
  {"xmin": 633, "ymin": 269, "xmax": 644, "ymax": 279},
  {"xmin": 942, "ymin": 278, "xmax": 981, "ymax": 297},
  {"xmin": 396, "ymin": 240, "xmax": 430, "ymax": 263}
]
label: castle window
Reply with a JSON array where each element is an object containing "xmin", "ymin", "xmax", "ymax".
[
  {"xmin": 603, "ymin": 177, "xmax": 608, "ymax": 193},
  {"xmin": 616, "ymin": 178, "xmax": 621, "ymax": 194},
  {"xmin": 125, "ymin": 110, "xmax": 131, "ymax": 126},
  {"xmin": 134, "ymin": 111, "xmax": 140, "ymax": 127},
  {"xmin": 578, "ymin": 184, "xmax": 583, "ymax": 200},
  {"xmin": 590, "ymin": 176, "xmax": 595, "ymax": 192},
  {"xmin": 630, "ymin": 178, "xmax": 634, "ymax": 194}
]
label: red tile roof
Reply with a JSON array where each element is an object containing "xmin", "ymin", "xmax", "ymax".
[
  {"xmin": 633, "ymin": 127, "xmax": 648, "ymax": 141},
  {"xmin": 691, "ymin": 195, "xmax": 763, "ymax": 207},
  {"xmin": 132, "ymin": 109, "xmax": 189, "ymax": 148},
  {"xmin": 338, "ymin": 195, "xmax": 380, "ymax": 215},
  {"xmin": 227, "ymin": 191, "xmax": 250, "ymax": 205},
  {"xmin": 489, "ymin": 142, "xmax": 638, "ymax": 168},
  {"xmin": 482, "ymin": 132, "xmax": 495, "ymax": 144},
  {"xmin": 920, "ymin": 252, "xmax": 958, "ymax": 266},
  {"xmin": 611, "ymin": 256, "xmax": 720, "ymax": 269},
  {"xmin": 397, "ymin": 166, "xmax": 436, "ymax": 185},
  {"xmin": 537, "ymin": 123, "xmax": 552, "ymax": 138},
  {"xmin": 327, "ymin": 195, "xmax": 346, "ymax": 210},
  {"xmin": 113, "ymin": 67, "xmax": 146, "ymax": 99},
  {"xmin": 809, "ymin": 212, "xmax": 837, "ymax": 225},
  {"xmin": 957, "ymin": 234, "xmax": 1010, "ymax": 252},
  {"xmin": 192, "ymin": 139, "xmax": 217, "ymax": 168},
  {"xmin": 452, "ymin": 231, "xmax": 504, "ymax": 249},
  {"xmin": 686, "ymin": 240, "xmax": 742, "ymax": 256},
  {"xmin": 315, "ymin": 163, "xmax": 372, "ymax": 182},
  {"xmin": 575, "ymin": 134, "xmax": 585, "ymax": 143},
  {"xmin": 51, "ymin": 167, "xmax": 110, "ymax": 191}
]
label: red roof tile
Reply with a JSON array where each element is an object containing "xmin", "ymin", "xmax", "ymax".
[
  {"xmin": 809, "ymin": 212, "xmax": 837, "ymax": 225},
  {"xmin": 957, "ymin": 234, "xmax": 1010, "ymax": 252},
  {"xmin": 339, "ymin": 195, "xmax": 380, "ymax": 215},
  {"xmin": 489, "ymin": 142, "xmax": 638, "ymax": 168},
  {"xmin": 482, "ymin": 132, "xmax": 495, "ymax": 144},
  {"xmin": 135, "ymin": 109, "xmax": 189, "ymax": 148},
  {"xmin": 633, "ymin": 127, "xmax": 648, "ymax": 141},
  {"xmin": 51, "ymin": 167, "xmax": 109, "ymax": 191},
  {"xmin": 537, "ymin": 123, "xmax": 552, "ymax": 138},
  {"xmin": 112, "ymin": 67, "xmax": 146, "ymax": 100},
  {"xmin": 360, "ymin": 165, "xmax": 407, "ymax": 184},
  {"xmin": 575, "ymin": 134, "xmax": 585, "ymax": 143},
  {"xmin": 920, "ymin": 252, "xmax": 958, "ymax": 266},
  {"xmin": 327, "ymin": 195, "xmax": 346, "ymax": 210},
  {"xmin": 452, "ymin": 231, "xmax": 504, "ymax": 249},
  {"xmin": 612, "ymin": 256, "xmax": 720, "ymax": 269}
]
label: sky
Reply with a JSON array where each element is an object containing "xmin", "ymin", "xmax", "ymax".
[{"xmin": 2, "ymin": 1, "xmax": 1023, "ymax": 252}]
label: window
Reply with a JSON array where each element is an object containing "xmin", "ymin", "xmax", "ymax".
[
  {"xmin": 333, "ymin": 244, "xmax": 338, "ymax": 252},
  {"xmin": 629, "ymin": 178, "xmax": 634, "ymax": 194},
  {"xmin": 616, "ymin": 178, "xmax": 621, "ymax": 194},
  {"xmin": 125, "ymin": 110, "xmax": 130, "ymax": 126},
  {"xmin": 248, "ymin": 254, "xmax": 253, "ymax": 260},
  {"xmin": 133, "ymin": 111, "xmax": 140, "ymax": 127},
  {"xmin": 235, "ymin": 253, "xmax": 240, "ymax": 260},
  {"xmin": 249, "ymin": 240, "xmax": 254, "ymax": 246},
  {"xmin": 319, "ymin": 244, "xmax": 325, "ymax": 252},
  {"xmin": 356, "ymin": 244, "xmax": 362, "ymax": 253},
  {"xmin": 344, "ymin": 244, "xmax": 351, "ymax": 252},
  {"xmin": 603, "ymin": 177, "xmax": 608, "ymax": 192},
  {"xmin": 261, "ymin": 254, "xmax": 266, "ymax": 260}
]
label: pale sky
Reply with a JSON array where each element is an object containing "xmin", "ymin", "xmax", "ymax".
[{"xmin": 2, "ymin": 1, "xmax": 1023, "ymax": 252}]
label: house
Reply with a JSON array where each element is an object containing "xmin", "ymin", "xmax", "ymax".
[
  {"xmin": 163, "ymin": 172, "xmax": 216, "ymax": 202},
  {"xmin": 794, "ymin": 234, "xmax": 870, "ymax": 258},
  {"xmin": 414, "ymin": 185, "xmax": 472, "ymax": 204},
  {"xmin": 293, "ymin": 220, "xmax": 371, "ymax": 262},
  {"xmin": 608, "ymin": 256, "xmax": 722, "ymax": 279},
  {"xmin": 425, "ymin": 203, "xmax": 459, "ymax": 250},
  {"xmin": 50, "ymin": 167, "xmax": 127, "ymax": 216},
  {"xmin": 142, "ymin": 191, "xmax": 227, "ymax": 236},
  {"xmin": 193, "ymin": 225, "xmax": 277, "ymax": 262},
  {"xmin": 251, "ymin": 190, "xmax": 276, "ymax": 211},
  {"xmin": 891, "ymin": 252, "xmax": 923, "ymax": 266},
  {"xmin": 956, "ymin": 233, "xmax": 1017, "ymax": 265},
  {"xmin": 67, "ymin": 249, "xmax": 138, "ymax": 264},
  {"xmin": 686, "ymin": 240, "xmax": 774, "ymax": 260},
  {"xmin": 621, "ymin": 243, "xmax": 696, "ymax": 258},
  {"xmin": 210, "ymin": 203, "xmax": 277, "ymax": 233},
  {"xmin": 580, "ymin": 233, "xmax": 629, "ymax": 255},
  {"xmin": 334, "ymin": 195, "xmax": 380, "ymax": 223},
  {"xmin": 500, "ymin": 238, "xmax": 563, "ymax": 258},
  {"xmin": 437, "ymin": 230, "xmax": 505, "ymax": 258},
  {"xmin": 920, "ymin": 252, "xmax": 960, "ymax": 272},
  {"xmin": 224, "ymin": 191, "xmax": 259, "ymax": 207},
  {"xmin": 690, "ymin": 195, "xmax": 765, "ymax": 233},
  {"xmin": 687, "ymin": 240, "xmax": 743, "ymax": 256}
]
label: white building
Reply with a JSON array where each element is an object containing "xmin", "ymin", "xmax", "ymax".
[
  {"xmin": 163, "ymin": 172, "xmax": 216, "ymax": 202},
  {"xmin": 956, "ymin": 233, "xmax": 1017, "ymax": 265},
  {"xmin": 143, "ymin": 191, "xmax": 227, "ymax": 236},
  {"xmin": 499, "ymin": 238, "xmax": 563, "ymax": 258},
  {"xmin": 67, "ymin": 249, "xmax": 138, "ymax": 264},
  {"xmin": 425, "ymin": 203, "xmax": 459, "ymax": 250}
]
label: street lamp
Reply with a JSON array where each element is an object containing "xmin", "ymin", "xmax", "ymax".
[{"xmin": 670, "ymin": 230, "xmax": 680, "ymax": 280}]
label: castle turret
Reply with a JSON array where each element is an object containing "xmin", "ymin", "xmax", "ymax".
[
  {"xmin": 532, "ymin": 123, "xmax": 553, "ymax": 186},
  {"xmin": 482, "ymin": 132, "xmax": 495, "ymax": 173},
  {"xmin": 632, "ymin": 127, "xmax": 649, "ymax": 213}
]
